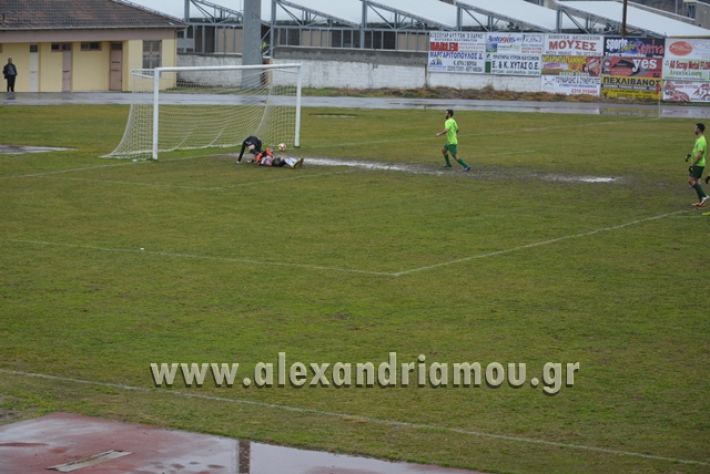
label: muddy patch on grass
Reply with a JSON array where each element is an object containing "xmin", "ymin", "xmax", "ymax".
[
  {"xmin": 304, "ymin": 157, "xmax": 622, "ymax": 184},
  {"xmin": 0, "ymin": 145, "xmax": 71, "ymax": 155}
]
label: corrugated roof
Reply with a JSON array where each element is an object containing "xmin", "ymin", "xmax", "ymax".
[
  {"xmin": 455, "ymin": 0, "xmax": 581, "ymax": 32},
  {"xmin": 365, "ymin": 0, "xmax": 487, "ymax": 30},
  {"xmin": 0, "ymin": 0, "xmax": 185, "ymax": 30},
  {"xmin": 556, "ymin": 0, "xmax": 710, "ymax": 37}
]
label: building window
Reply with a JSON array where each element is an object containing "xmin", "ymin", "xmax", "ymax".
[
  {"xmin": 81, "ymin": 42, "xmax": 101, "ymax": 51},
  {"xmin": 142, "ymin": 40, "xmax": 161, "ymax": 69},
  {"xmin": 29, "ymin": 44, "xmax": 38, "ymax": 53},
  {"xmin": 51, "ymin": 43, "xmax": 71, "ymax": 52}
]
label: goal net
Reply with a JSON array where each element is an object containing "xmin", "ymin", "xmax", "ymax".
[{"xmin": 106, "ymin": 63, "xmax": 302, "ymax": 160}]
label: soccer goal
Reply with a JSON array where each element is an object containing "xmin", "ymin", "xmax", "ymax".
[{"xmin": 106, "ymin": 63, "xmax": 302, "ymax": 160}]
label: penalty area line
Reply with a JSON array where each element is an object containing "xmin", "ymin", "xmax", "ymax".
[
  {"xmin": 3, "ymin": 238, "xmax": 391, "ymax": 277},
  {"xmin": 0, "ymin": 368, "xmax": 706, "ymax": 467},
  {"xmin": 394, "ymin": 210, "xmax": 688, "ymax": 277}
]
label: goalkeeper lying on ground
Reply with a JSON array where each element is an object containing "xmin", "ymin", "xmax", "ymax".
[{"xmin": 237, "ymin": 135, "xmax": 303, "ymax": 168}]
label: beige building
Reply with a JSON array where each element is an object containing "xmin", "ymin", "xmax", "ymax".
[{"xmin": 0, "ymin": 0, "xmax": 184, "ymax": 92}]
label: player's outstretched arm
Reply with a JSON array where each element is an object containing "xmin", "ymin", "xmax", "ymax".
[{"xmin": 237, "ymin": 140, "xmax": 247, "ymax": 162}]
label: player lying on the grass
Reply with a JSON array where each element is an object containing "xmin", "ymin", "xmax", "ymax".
[
  {"xmin": 256, "ymin": 152, "xmax": 304, "ymax": 168},
  {"xmin": 237, "ymin": 136, "xmax": 303, "ymax": 168},
  {"xmin": 436, "ymin": 109, "xmax": 471, "ymax": 172},
  {"xmin": 685, "ymin": 123, "xmax": 708, "ymax": 208}
]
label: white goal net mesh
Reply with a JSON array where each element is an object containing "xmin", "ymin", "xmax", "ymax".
[{"xmin": 106, "ymin": 64, "xmax": 301, "ymax": 160}]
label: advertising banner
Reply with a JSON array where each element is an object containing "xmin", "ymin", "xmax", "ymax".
[
  {"xmin": 544, "ymin": 34, "xmax": 604, "ymax": 56},
  {"xmin": 428, "ymin": 31, "xmax": 486, "ymax": 74},
  {"xmin": 663, "ymin": 38, "xmax": 710, "ymax": 81},
  {"xmin": 484, "ymin": 33, "xmax": 543, "ymax": 76},
  {"xmin": 662, "ymin": 80, "xmax": 710, "ymax": 103},
  {"xmin": 603, "ymin": 36, "xmax": 665, "ymax": 58},
  {"xmin": 601, "ymin": 76, "xmax": 662, "ymax": 99},
  {"xmin": 541, "ymin": 75, "xmax": 601, "ymax": 96},
  {"xmin": 541, "ymin": 55, "xmax": 601, "ymax": 96},
  {"xmin": 601, "ymin": 56, "xmax": 663, "ymax": 78},
  {"xmin": 542, "ymin": 55, "xmax": 601, "ymax": 76},
  {"xmin": 486, "ymin": 54, "xmax": 541, "ymax": 76}
]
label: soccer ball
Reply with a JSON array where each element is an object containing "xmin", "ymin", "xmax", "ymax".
[{"xmin": 278, "ymin": 143, "xmax": 287, "ymax": 152}]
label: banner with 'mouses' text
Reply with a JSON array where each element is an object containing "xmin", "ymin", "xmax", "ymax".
[{"xmin": 540, "ymin": 34, "xmax": 603, "ymax": 96}]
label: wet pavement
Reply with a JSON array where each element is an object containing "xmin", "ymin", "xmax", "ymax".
[
  {"xmin": 3, "ymin": 92, "xmax": 709, "ymax": 119},
  {"xmin": 0, "ymin": 413, "xmax": 484, "ymax": 474}
]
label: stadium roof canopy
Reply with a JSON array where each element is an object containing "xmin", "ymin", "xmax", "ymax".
[
  {"xmin": 268, "ymin": 0, "xmax": 488, "ymax": 30},
  {"xmin": 556, "ymin": 0, "xmax": 710, "ymax": 38},
  {"xmin": 454, "ymin": 0, "xmax": 582, "ymax": 32},
  {"xmin": 362, "ymin": 0, "xmax": 487, "ymax": 30}
]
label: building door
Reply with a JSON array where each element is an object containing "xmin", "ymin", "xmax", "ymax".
[
  {"xmin": 28, "ymin": 44, "xmax": 39, "ymax": 92},
  {"xmin": 109, "ymin": 42, "xmax": 123, "ymax": 91},
  {"xmin": 62, "ymin": 47, "xmax": 72, "ymax": 92}
]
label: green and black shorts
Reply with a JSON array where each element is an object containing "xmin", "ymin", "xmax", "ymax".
[
  {"xmin": 689, "ymin": 165, "xmax": 704, "ymax": 180},
  {"xmin": 444, "ymin": 143, "xmax": 458, "ymax": 155}
]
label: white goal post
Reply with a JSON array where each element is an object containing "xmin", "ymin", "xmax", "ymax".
[{"xmin": 106, "ymin": 63, "xmax": 303, "ymax": 161}]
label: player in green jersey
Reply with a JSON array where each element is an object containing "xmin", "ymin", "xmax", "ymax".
[
  {"xmin": 687, "ymin": 123, "xmax": 708, "ymax": 208},
  {"xmin": 436, "ymin": 109, "xmax": 471, "ymax": 172}
]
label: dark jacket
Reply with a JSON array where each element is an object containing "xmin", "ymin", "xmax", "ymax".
[
  {"xmin": 238, "ymin": 136, "xmax": 262, "ymax": 162},
  {"xmin": 3, "ymin": 63, "xmax": 17, "ymax": 78}
]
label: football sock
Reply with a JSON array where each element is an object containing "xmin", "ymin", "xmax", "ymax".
[
  {"xmin": 692, "ymin": 183, "xmax": 707, "ymax": 199},
  {"xmin": 443, "ymin": 155, "xmax": 451, "ymax": 166},
  {"xmin": 456, "ymin": 158, "xmax": 471, "ymax": 168}
]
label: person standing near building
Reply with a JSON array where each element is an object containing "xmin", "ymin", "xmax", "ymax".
[
  {"xmin": 436, "ymin": 109, "xmax": 470, "ymax": 171},
  {"xmin": 687, "ymin": 123, "xmax": 708, "ymax": 208},
  {"xmin": 3, "ymin": 58, "xmax": 17, "ymax": 96}
]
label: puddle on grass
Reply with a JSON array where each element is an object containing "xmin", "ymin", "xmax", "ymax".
[
  {"xmin": 0, "ymin": 413, "xmax": 484, "ymax": 474},
  {"xmin": 305, "ymin": 157, "xmax": 621, "ymax": 184},
  {"xmin": 0, "ymin": 145, "xmax": 70, "ymax": 155}
]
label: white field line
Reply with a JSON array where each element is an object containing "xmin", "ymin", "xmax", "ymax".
[
  {"xmin": 0, "ymin": 161, "xmax": 136, "ymax": 179},
  {"xmin": 0, "ymin": 154, "xmax": 206, "ymax": 179},
  {"xmin": 3, "ymin": 238, "xmax": 391, "ymax": 277},
  {"xmin": 0, "ymin": 368, "xmax": 706, "ymax": 467},
  {"xmin": 393, "ymin": 210, "xmax": 687, "ymax": 277},
  {"xmin": 3, "ymin": 211, "xmax": 686, "ymax": 278},
  {"xmin": 44, "ymin": 170, "xmax": 352, "ymax": 191}
]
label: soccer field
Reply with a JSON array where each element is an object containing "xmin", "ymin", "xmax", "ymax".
[{"xmin": 0, "ymin": 105, "xmax": 708, "ymax": 473}]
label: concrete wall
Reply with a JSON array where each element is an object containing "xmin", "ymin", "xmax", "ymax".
[
  {"xmin": 427, "ymin": 73, "xmax": 542, "ymax": 92},
  {"xmin": 272, "ymin": 47, "xmax": 426, "ymax": 89},
  {"xmin": 176, "ymin": 53, "xmax": 243, "ymax": 85},
  {"xmin": 178, "ymin": 49, "xmax": 546, "ymax": 92},
  {"xmin": 274, "ymin": 58, "xmax": 424, "ymax": 89},
  {"xmin": 695, "ymin": 2, "xmax": 710, "ymax": 29}
]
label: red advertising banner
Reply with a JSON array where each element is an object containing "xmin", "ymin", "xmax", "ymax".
[{"xmin": 601, "ymin": 56, "xmax": 662, "ymax": 78}]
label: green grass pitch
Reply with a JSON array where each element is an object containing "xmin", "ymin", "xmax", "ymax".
[{"xmin": 0, "ymin": 105, "xmax": 708, "ymax": 473}]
